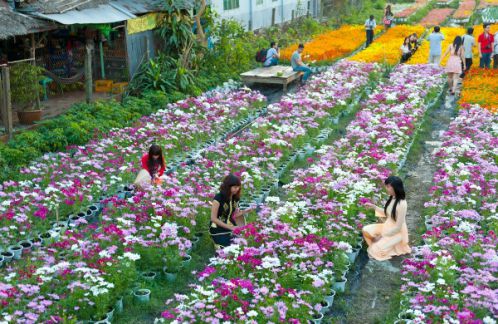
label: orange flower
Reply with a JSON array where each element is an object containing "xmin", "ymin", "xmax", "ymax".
[
  {"xmin": 348, "ymin": 25, "xmax": 425, "ymax": 65},
  {"xmin": 459, "ymin": 69, "xmax": 498, "ymax": 113},
  {"xmin": 280, "ymin": 25, "xmax": 382, "ymax": 63}
]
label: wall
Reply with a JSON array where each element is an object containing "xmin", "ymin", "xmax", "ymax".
[{"xmin": 209, "ymin": 0, "xmax": 321, "ymax": 30}]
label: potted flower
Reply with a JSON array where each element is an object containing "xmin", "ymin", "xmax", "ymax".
[{"xmin": 10, "ymin": 63, "xmax": 45, "ymax": 124}]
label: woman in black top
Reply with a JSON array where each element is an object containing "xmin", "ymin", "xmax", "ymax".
[{"xmin": 210, "ymin": 174, "xmax": 253, "ymax": 247}]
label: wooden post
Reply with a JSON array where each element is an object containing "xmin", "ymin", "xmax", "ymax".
[
  {"xmin": 31, "ymin": 33, "xmax": 41, "ymax": 109},
  {"xmin": 1, "ymin": 66, "xmax": 13, "ymax": 140},
  {"xmin": 85, "ymin": 42, "xmax": 93, "ymax": 103}
]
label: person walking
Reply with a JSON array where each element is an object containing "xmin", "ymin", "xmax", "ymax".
[
  {"xmin": 383, "ymin": 5, "xmax": 394, "ymax": 30},
  {"xmin": 493, "ymin": 30, "xmax": 498, "ymax": 69},
  {"xmin": 428, "ymin": 26, "xmax": 445, "ymax": 66},
  {"xmin": 442, "ymin": 36, "xmax": 466, "ymax": 95},
  {"xmin": 462, "ymin": 27, "xmax": 476, "ymax": 74},
  {"xmin": 364, "ymin": 15, "xmax": 377, "ymax": 47},
  {"xmin": 264, "ymin": 41, "xmax": 280, "ymax": 67},
  {"xmin": 291, "ymin": 44, "xmax": 312, "ymax": 84},
  {"xmin": 478, "ymin": 23, "xmax": 494, "ymax": 68},
  {"xmin": 362, "ymin": 176, "xmax": 411, "ymax": 261}
]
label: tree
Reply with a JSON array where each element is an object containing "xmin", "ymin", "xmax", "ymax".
[{"xmin": 194, "ymin": 0, "xmax": 208, "ymax": 47}]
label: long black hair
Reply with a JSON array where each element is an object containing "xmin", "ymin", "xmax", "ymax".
[
  {"xmin": 219, "ymin": 174, "xmax": 242, "ymax": 201},
  {"xmin": 453, "ymin": 36, "xmax": 462, "ymax": 55},
  {"xmin": 384, "ymin": 176, "xmax": 406, "ymax": 221},
  {"xmin": 147, "ymin": 144, "xmax": 165, "ymax": 178}
]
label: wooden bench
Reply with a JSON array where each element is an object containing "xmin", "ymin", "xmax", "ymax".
[{"xmin": 240, "ymin": 66, "xmax": 303, "ymax": 92}]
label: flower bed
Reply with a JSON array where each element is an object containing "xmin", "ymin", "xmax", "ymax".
[
  {"xmin": 478, "ymin": 0, "xmax": 498, "ymax": 9},
  {"xmin": 158, "ymin": 64, "xmax": 446, "ymax": 323},
  {"xmin": 419, "ymin": 8, "xmax": 455, "ymax": 27},
  {"xmin": 452, "ymin": 0, "xmax": 476, "ymax": 21},
  {"xmin": 0, "ymin": 61, "xmax": 378, "ymax": 322},
  {"xmin": 459, "ymin": 69, "xmax": 498, "ymax": 113},
  {"xmin": 280, "ymin": 25, "xmax": 382, "ymax": 63},
  {"xmin": 408, "ymin": 27, "xmax": 465, "ymax": 65},
  {"xmin": 349, "ymin": 25, "xmax": 425, "ymax": 65},
  {"xmin": 395, "ymin": 0, "xmax": 431, "ymax": 20},
  {"xmin": 481, "ymin": 6, "xmax": 498, "ymax": 23},
  {"xmin": 399, "ymin": 106, "xmax": 498, "ymax": 323},
  {"xmin": 0, "ymin": 90, "xmax": 266, "ymax": 247}
]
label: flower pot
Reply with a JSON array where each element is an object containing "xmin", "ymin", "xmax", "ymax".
[
  {"xmin": 311, "ymin": 312, "xmax": 324, "ymax": 324},
  {"xmin": 398, "ymin": 311, "xmax": 415, "ymax": 320},
  {"xmin": 191, "ymin": 235, "xmax": 200, "ymax": 247},
  {"xmin": 0, "ymin": 255, "xmax": 4, "ymax": 268},
  {"xmin": 30, "ymin": 236, "xmax": 42, "ymax": 249},
  {"xmin": 424, "ymin": 219, "xmax": 433, "ymax": 231},
  {"xmin": 38, "ymin": 232, "xmax": 52, "ymax": 245},
  {"xmin": 140, "ymin": 271, "xmax": 157, "ymax": 281},
  {"xmin": 17, "ymin": 110, "xmax": 42, "ymax": 125},
  {"xmin": 163, "ymin": 267, "xmax": 178, "ymax": 282},
  {"xmin": 319, "ymin": 299, "xmax": 331, "ymax": 314},
  {"xmin": 68, "ymin": 214, "xmax": 81, "ymax": 227},
  {"xmin": 393, "ymin": 320, "xmax": 414, "ymax": 324},
  {"xmin": 332, "ymin": 275, "xmax": 347, "ymax": 292},
  {"xmin": 52, "ymin": 221, "xmax": 68, "ymax": 232},
  {"xmin": 133, "ymin": 289, "xmax": 151, "ymax": 303},
  {"xmin": 115, "ymin": 296, "xmax": 124, "ymax": 313},
  {"xmin": 1, "ymin": 251, "xmax": 13, "ymax": 263},
  {"xmin": 19, "ymin": 240, "xmax": 33, "ymax": 253},
  {"xmin": 325, "ymin": 289, "xmax": 336, "ymax": 306},
  {"xmin": 8, "ymin": 245, "xmax": 23, "ymax": 260},
  {"xmin": 347, "ymin": 247, "xmax": 360, "ymax": 263},
  {"xmin": 182, "ymin": 255, "xmax": 192, "ymax": 267},
  {"xmin": 123, "ymin": 185, "xmax": 134, "ymax": 198},
  {"xmin": 106, "ymin": 307, "xmax": 115, "ymax": 321}
]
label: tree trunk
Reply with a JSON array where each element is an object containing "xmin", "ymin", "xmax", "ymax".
[{"xmin": 195, "ymin": 0, "xmax": 207, "ymax": 47}]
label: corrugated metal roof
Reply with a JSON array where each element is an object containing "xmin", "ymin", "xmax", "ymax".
[
  {"xmin": 17, "ymin": 0, "xmax": 110, "ymax": 14},
  {"xmin": 112, "ymin": 0, "xmax": 166, "ymax": 14},
  {"xmin": 32, "ymin": 3, "xmax": 136, "ymax": 24}
]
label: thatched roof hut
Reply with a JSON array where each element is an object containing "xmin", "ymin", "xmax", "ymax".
[{"xmin": 0, "ymin": 4, "xmax": 57, "ymax": 40}]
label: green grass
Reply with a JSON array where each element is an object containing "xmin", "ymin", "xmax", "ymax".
[{"xmin": 336, "ymin": 0, "xmax": 388, "ymax": 25}]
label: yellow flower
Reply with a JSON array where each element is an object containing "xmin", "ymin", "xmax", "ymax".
[{"xmin": 348, "ymin": 25, "xmax": 425, "ymax": 65}]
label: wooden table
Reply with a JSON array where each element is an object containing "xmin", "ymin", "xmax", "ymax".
[{"xmin": 240, "ymin": 66, "xmax": 303, "ymax": 92}]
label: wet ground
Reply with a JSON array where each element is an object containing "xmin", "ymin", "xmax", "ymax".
[{"xmin": 327, "ymin": 91, "xmax": 457, "ymax": 324}]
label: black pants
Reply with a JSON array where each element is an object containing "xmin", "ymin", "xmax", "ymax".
[
  {"xmin": 494, "ymin": 54, "xmax": 498, "ymax": 69},
  {"xmin": 209, "ymin": 227, "xmax": 232, "ymax": 247},
  {"xmin": 401, "ymin": 53, "xmax": 411, "ymax": 63},
  {"xmin": 366, "ymin": 30, "xmax": 374, "ymax": 47}
]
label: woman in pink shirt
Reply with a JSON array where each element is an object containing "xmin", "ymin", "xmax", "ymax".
[{"xmin": 134, "ymin": 144, "xmax": 166, "ymax": 186}]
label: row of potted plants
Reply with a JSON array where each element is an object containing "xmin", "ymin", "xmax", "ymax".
[
  {"xmin": 0, "ymin": 61, "xmax": 379, "ymax": 323},
  {"xmin": 398, "ymin": 106, "xmax": 498, "ymax": 323},
  {"xmin": 157, "ymin": 63, "xmax": 447, "ymax": 323},
  {"xmin": 0, "ymin": 89, "xmax": 266, "ymax": 249},
  {"xmin": 452, "ymin": 0, "xmax": 476, "ymax": 22},
  {"xmin": 395, "ymin": 0, "xmax": 431, "ymax": 21}
]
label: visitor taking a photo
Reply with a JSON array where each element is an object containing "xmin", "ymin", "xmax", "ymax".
[{"xmin": 209, "ymin": 174, "xmax": 254, "ymax": 247}]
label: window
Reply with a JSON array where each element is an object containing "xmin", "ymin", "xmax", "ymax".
[
  {"xmin": 256, "ymin": 0, "xmax": 263, "ymax": 4},
  {"xmin": 223, "ymin": 0, "xmax": 239, "ymax": 10}
]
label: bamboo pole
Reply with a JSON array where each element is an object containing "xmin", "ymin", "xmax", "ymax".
[{"xmin": 85, "ymin": 43, "xmax": 93, "ymax": 103}]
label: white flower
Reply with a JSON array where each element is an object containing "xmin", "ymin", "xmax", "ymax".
[
  {"xmin": 483, "ymin": 316, "xmax": 496, "ymax": 324},
  {"xmin": 261, "ymin": 256, "xmax": 280, "ymax": 269},
  {"xmin": 125, "ymin": 252, "xmax": 141, "ymax": 261},
  {"xmin": 247, "ymin": 310, "xmax": 258, "ymax": 317},
  {"xmin": 436, "ymin": 278, "xmax": 446, "ymax": 285}
]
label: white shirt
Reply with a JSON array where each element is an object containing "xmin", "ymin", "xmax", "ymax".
[
  {"xmin": 400, "ymin": 45, "xmax": 411, "ymax": 54},
  {"xmin": 365, "ymin": 18, "xmax": 376, "ymax": 30}
]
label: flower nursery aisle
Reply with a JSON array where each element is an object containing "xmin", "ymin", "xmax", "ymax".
[{"xmin": 330, "ymin": 91, "xmax": 459, "ymax": 323}]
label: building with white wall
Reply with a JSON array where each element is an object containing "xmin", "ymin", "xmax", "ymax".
[{"xmin": 208, "ymin": 0, "xmax": 321, "ymax": 31}]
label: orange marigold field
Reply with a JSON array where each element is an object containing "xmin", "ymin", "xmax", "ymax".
[
  {"xmin": 459, "ymin": 69, "xmax": 498, "ymax": 113},
  {"xmin": 348, "ymin": 25, "xmax": 425, "ymax": 65},
  {"xmin": 280, "ymin": 25, "xmax": 381, "ymax": 63}
]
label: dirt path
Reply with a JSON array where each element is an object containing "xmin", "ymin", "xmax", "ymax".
[{"xmin": 328, "ymin": 92, "xmax": 457, "ymax": 324}]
